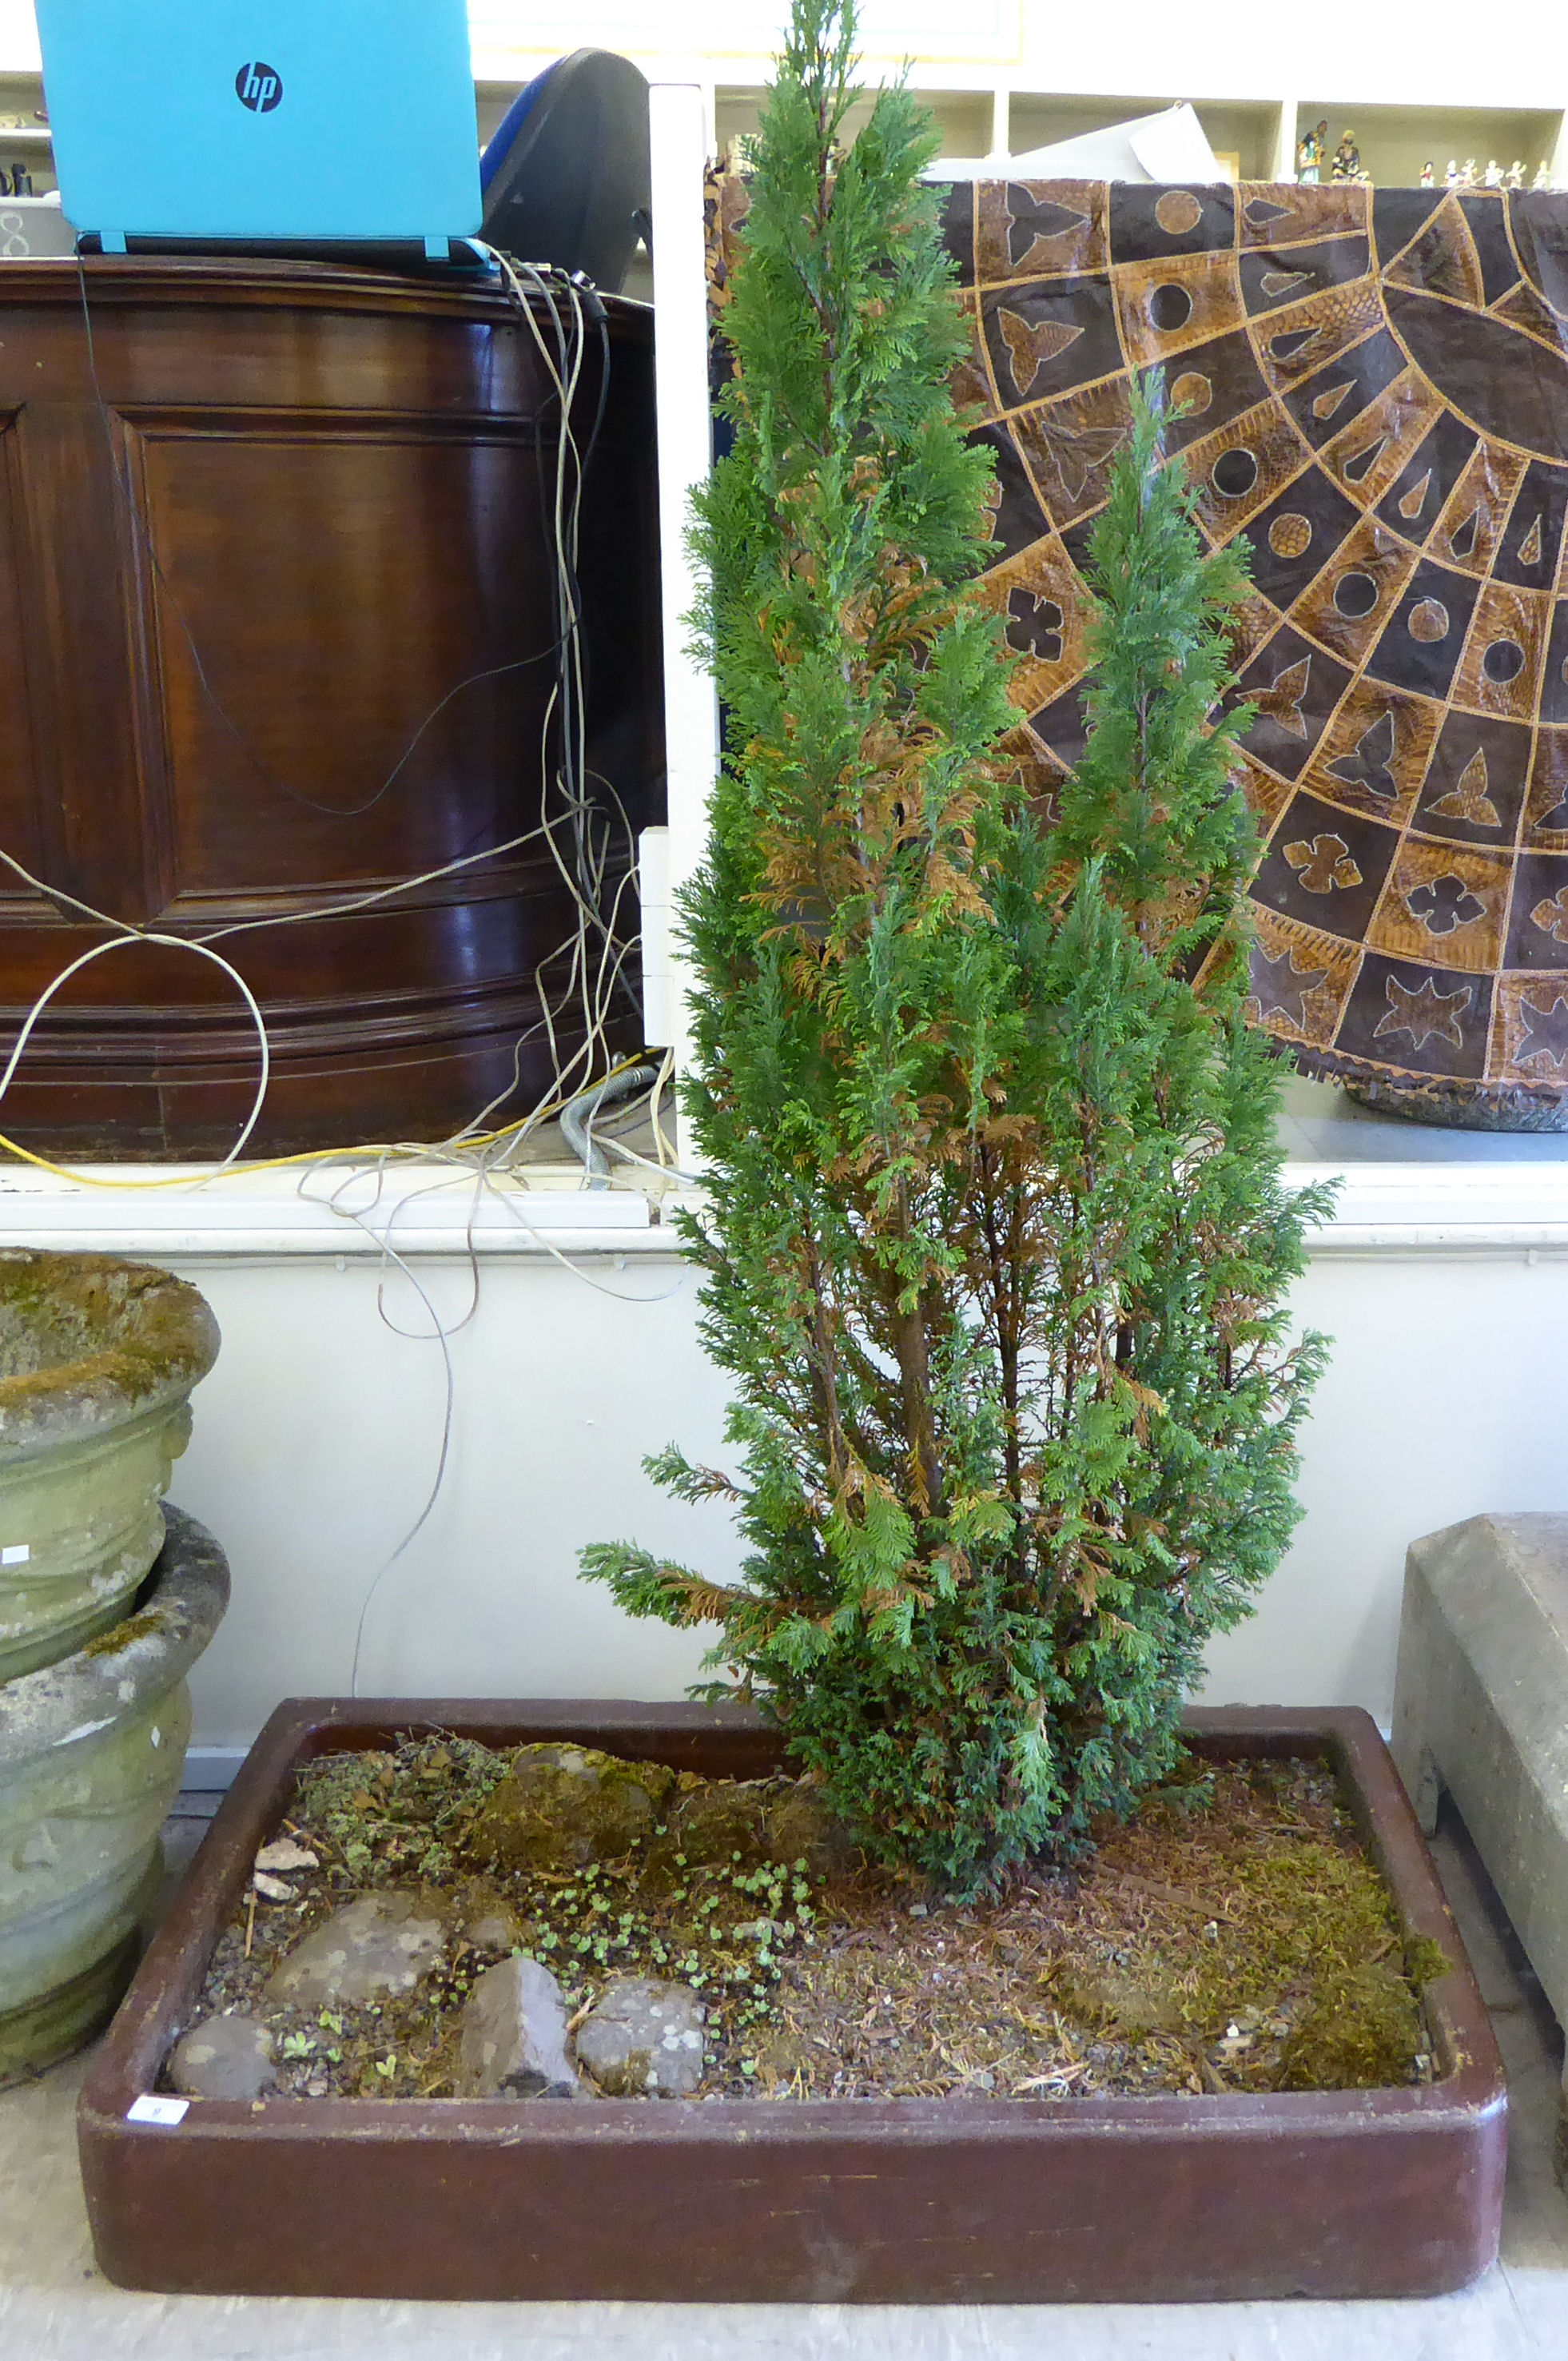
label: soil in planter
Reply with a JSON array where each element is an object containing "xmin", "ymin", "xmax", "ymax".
[{"xmin": 168, "ymin": 1735, "xmax": 1447, "ymax": 2104}]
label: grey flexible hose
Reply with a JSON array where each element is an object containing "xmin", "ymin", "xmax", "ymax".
[{"xmin": 560, "ymin": 1064, "xmax": 659, "ymax": 1187}]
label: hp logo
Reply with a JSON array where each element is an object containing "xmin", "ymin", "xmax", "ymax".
[{"xmin": 235, "ymin": 62, "xmax": 283, "ymax": 113}]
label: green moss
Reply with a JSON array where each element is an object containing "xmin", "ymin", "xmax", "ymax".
[
  {"xmin": 1404, "ymin": 1933, "xmax": 1451, "ymax": 1992},
  {"xmin": 1275, "ymin": 1962, "xmax": 1425, "ymax": 2092},
  {"xmin": 82, "ymin": 1607, "xmax": 164, "ymax": 1658}
]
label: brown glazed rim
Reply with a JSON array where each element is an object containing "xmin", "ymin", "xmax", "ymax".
[{"xmin": 83, "ymin": 1698, "xmax": 1504, "ymax": 2142}]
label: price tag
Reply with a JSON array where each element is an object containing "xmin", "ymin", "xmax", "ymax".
[
  {"xmin": 1, "ymin": 1545, "xmax": 29, "ymax": 1567},
  {"xmin": 126, "ymin": 2095, "xmax": 189, "ymax": 2125}
]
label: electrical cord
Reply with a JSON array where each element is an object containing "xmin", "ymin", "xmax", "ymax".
[
  {"xmin": 3, "ymin": 249, "xmax": 678, "ymax": 1698},
  {"xmin": 2, "ymin": 252, "xmax": 655, "ymax": 1184},
  {"xmin": 0, "ymin": 930, "xmax": 269, "ymax": 1169}
]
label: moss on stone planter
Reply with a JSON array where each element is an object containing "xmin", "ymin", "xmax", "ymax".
[{"xmin": 0, "ymin": 1251, "xmax": 218, "ymax": 1680}]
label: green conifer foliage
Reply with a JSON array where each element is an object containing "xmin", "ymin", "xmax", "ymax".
[{"xmin": 580, "ymin": 0, "xmax": 1331, "ymax": 1896}]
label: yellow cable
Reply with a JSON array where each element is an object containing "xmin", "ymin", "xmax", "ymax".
[{"xmin": 0, "ymin": 1054, "xmax": 653, "ymax": 1192}]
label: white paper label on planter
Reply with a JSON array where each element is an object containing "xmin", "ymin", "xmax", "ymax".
[
  {"xmin": 0, "ymin": 1545, "xmax": 28, "ymax": 1566},
  {"xmin": 126, "ymin": 2095, "xmax": 189, "ymax": 2126}
]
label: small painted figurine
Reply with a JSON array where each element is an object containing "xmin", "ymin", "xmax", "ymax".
[
  {"xmin": 1483, "ymin": 157, "xmax": 1502, "ymax": 188},
  {"xmin": 1295, "ymin": 118, "xmax": 1327, "ymax": 183},
  {"xmin": 8, "ymin": 161, "xmax": 29, "ymax": 197},
  {"xmin": 1419, "ymin": 161, "xmax": 1434, "ymax": 187},
  {"xmin": 1331, "ymin": 129, "xmax": 1360, "ymax": 182},
  {"xmin": 1534, "ymin": 161, "xmax": 1553, "ymax": 191},
  {"xmin": 1506, "ymin": 159, "xmax": 1526, "ymax": 190},
  {"xmin": 1445, "ymin": 158, "xmax": 1459, "ymax": 188},
  {"xmin": 1461, "ymin": 157, "xmax": 1478, "ymax": 188}
]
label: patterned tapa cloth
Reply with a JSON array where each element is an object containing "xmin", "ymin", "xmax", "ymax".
[{"xmin": 707, "ymin": 175, "xmax": 1568, "ymax": 1126}]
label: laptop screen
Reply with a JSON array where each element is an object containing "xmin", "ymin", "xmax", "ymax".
[{"xmin": 36, "ymin": 0, "xmax": 481, "ymax": 243}]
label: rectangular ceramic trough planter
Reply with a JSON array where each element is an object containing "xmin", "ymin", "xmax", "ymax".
[{"xmin": 78, "ymin": 1698, "xmax": 1506, "ymax": 2303}]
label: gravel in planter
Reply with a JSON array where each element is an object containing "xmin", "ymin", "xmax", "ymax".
[{"xmin": 161, "ymin": 1734, "xmax": 1446, "ymax": 2104}]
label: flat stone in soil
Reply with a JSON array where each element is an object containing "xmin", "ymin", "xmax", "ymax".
[
  {"xmin": 264, "ymin": 1892, "xmax": 447, "ymax": 2008},
  {"xmin": 575, "ymin": 1977, "xmax": 706, "ymax": 2097},
  {"xmin": 169, "ymin": 2012, "xmax": 276, "ymax": 2101},
  {"xmin": 457, "ymin": 1954, "xmax": 581, "ymax": 2099}
]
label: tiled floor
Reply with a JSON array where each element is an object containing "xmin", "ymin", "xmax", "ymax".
[{"xmin": 2, "ymin": 1798, "xmax": 1566, "ymax": 2360}]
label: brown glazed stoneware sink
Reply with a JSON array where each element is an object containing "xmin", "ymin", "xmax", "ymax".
[{"xmin": 77, "ymin": 1701, "xmax": 1506, "ymax": 2303}]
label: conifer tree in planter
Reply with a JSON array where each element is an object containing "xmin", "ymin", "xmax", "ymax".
[
  {"xmin": 583, "ymin": 0, "xmax": 1331, "ymax": 1897},
  {"xmin": 77, "ymin": 23, "xmax": 1510, "ymax": 2295}
]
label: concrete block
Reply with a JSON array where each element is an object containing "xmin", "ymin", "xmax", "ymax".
[{"xmin": 1392, "ymin": 1512, "xmax": 1568, "ymax": 2184}]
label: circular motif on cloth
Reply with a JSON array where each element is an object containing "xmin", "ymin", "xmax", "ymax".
[
  {"xmin": 1408, "ymin": 599, "xmax": 1451, "ymax": 643},
  {"xmin": 1333, "ymin": 571, "xmax": 1379, "ymax": 619},
  {"xmin": 1154, "ymin": 189, "xmax": 1203, "ymax": 236},
  {"xmin": 1148, "ymin": 282, "xmax": 1194, "ymax": 332},
  {"xmin": 1268, "ymin": 512, "xmax": 1313, "ymax": 559},
  {"xmin": 1482, "ymin": 638, "xmax": 1526, "ymax": 683},
  {"xmin": 1211, "ymin": 447, "xmax": 1259, "ymax": 499},
  {"xmin": 1171, "ymin": 370, "xmax": 1212, "ymax": 417}
]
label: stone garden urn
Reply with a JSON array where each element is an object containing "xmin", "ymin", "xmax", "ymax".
[
  {"xmin": 0, "ymin": 1505, "xmax": 229, "ymax": 2084},
  {"xmin": 0, "ymin": 1248, "xmax": 218, "ymax": 1679},
  {"xmin": 0, "ymin": 1248, "xmax": 228, "ymax": 2083}
]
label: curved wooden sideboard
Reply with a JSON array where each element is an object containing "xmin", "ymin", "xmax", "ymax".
[{"xmin": 0, "ymin": 258, "xmax": 662, "ymax": 1158}]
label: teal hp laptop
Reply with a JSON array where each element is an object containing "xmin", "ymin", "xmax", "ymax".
[{"xmin": 34, "ymin": 0, "xmax": 481, "ymax": 257}]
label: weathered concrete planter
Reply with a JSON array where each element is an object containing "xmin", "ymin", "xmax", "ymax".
[
  {"xmin": 0, "ymin": 1249, "xmax": 219, "ymax": 1679},
  {"xmin": 79, "ymin": 1700, "xmax": 1506, "ymax": 2303},
  {"xmin": 0, "ymin": 1507, "xmax": 229, "ymax": 2087},
  {"xmin": 1392, "ymin": 1512, "xmax": 1568, "ymax": 2186}
]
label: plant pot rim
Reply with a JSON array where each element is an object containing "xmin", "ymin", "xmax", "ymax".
[
  {"xmin": 78, "ymin": 1698, "xmax": 1506, "ymax": 2302},
  {"xmin": 0, "ymin": 1506, "xmax": 229, "ymax": 1774},
  {"xmin": 0, "ymin": 1248, "xmax": 219, "ymax": 1461}
]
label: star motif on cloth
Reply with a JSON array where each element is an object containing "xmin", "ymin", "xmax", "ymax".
[
  {"xmin": 1530, "ymin": 885, "xmax": 1568, "ymax": 945},
  {"xmin": 1429, "ymin": 748, "xmax": 1502, "ymax": 828},
  {"xmin": 1035, "ymin": 416, "xmax": 1128, "ymax": 507},
  {"xmin": 1404, "ymin": 874, "xmax": 1486, "ymax": 935},
  {"xmin": 1249, "ymin": 654, "xmax": 1313, "ymax": 740},
  {"xmin": 1003, "ymin": 187, "xmax": 1091, "ymax": 271},
  {"xmin": 1283, "ymin": 833, "xmax": 1362, "ymax": 894},
  {"xmin": 1325, "ymin": 709, "xmax": 1397, "ymax": 800},
  {"xmin": 1373, "ymin": 973, "xmax": 1473, "ymax": 1053},
  {"xmin": 1517, "ymin": 993, "xmax": 1568, "ymax": 1070},
  {"xmin": 1244, "ymin": 942, "xmax": 1329, "ymax": 1029},
  {"xmin": 997, "ymin": 306, "xmax": 1082, "ymax": 400}
]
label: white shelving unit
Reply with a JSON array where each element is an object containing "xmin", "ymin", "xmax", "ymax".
[
  {"xmin": 2, "ymin": 53, "xmax": 1563, "ymax": 204},
  {"xmin": 0, "ymin": 69, "xmax": 51, "ymax": 192}
]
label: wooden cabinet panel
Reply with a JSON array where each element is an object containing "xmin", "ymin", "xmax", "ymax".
[
  {"xmin": 0, "ymin": 259, "xmax": 662, "ymax": 1159},
  {"xmin": 130, "ymin": 422, "xmax": 555, "ymax": 897}
]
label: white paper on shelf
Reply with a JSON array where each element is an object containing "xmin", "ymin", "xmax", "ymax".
[{"xmin": 1000, "ymin": 103, "xmax": 1221, "ymax": 185}]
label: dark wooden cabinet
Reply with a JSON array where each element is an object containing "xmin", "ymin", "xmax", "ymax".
[{"xmin": 0, "ymin": 257, "xmax": 662, "ymax": 1157}]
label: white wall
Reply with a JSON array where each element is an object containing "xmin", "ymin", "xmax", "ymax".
[
  {"xmin": 161, "ymin": 1240, "xmax": 733, "ymax": 1731},
  {"xmin": 157, "ymin": 1212, "xmax": 1568, "ymax": 1749},
  {"xmin": 1204, "ymin": 1245, "xmax": 1568, "ymax": 1718},
  {"xmin": 13, "ymin": 1101, "xmax": 1568, "ymax": 1755}
]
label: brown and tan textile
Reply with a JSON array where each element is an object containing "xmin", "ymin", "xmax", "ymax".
[{"xmin": 709, "ymin": 175, "xmax": 1568, "ymax": 1127}]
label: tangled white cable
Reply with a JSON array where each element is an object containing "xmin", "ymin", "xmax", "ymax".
[{"xmin": 0, "ymin": 929, "xmax": 269, "ymax": 1168}]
